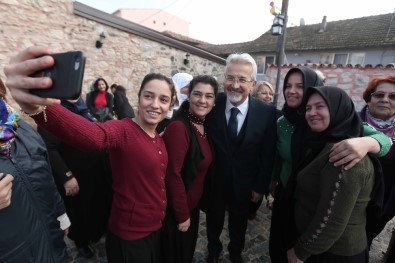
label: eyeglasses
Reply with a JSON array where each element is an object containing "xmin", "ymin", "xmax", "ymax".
[
  {"xmin": 256, "ymin": 91, "xmax": 273, "ymax": 96},
  {"xmin": 225, "ymin": 76, "xmax": 254, "ymax": 84},
  {"xmin": 371, "ymin": 91, "xmax": 395, "ymax": 101}
]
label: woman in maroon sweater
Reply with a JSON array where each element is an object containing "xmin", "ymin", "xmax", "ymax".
[
  {"xmin": 161, "ymin": 75, "xmax": 218, "ymax": 262},
  {"xmin": 3, "ymin": 46, "xmax": 176, "ymax": 263}
]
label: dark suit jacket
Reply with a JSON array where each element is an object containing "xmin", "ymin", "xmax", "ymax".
[
  {"xmin": 113, "ymin": 89, "xmax": 135, "ymax": 119},
  {"xmin": 206, "ymin": 93, "xmax": 277, "ymax": 202}
]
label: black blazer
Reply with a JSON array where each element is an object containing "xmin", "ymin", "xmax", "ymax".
[
  {"xmin": 113, "ymin": 89, "xmax": 135, "ymax": 119},
  {"xmin": 206, "ymin": 93, "xmax": 277, "ymax": 201}
]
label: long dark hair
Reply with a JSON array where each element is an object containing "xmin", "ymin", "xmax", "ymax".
[
  {"xmin": 174, "ymin": 75, "xmax": 219, "ymax": 116},
  {"xmin": 93, "ymin": 77, "xmax": 109, "ymax": 92},
  {"xmin": 138, "ymin": 73, "xmax": 176, "ymax": 106}
]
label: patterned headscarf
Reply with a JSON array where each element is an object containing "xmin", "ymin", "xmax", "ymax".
[
  {"xmin": 0, "ymin": 98, "xmax": 20, "ymax": 155},
  {"xmin": 366, "ymin": 109, "xmax": 395, "ymax": 144}
]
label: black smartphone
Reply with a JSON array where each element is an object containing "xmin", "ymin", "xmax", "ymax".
[{"xmin": 31, "ymin": 51, "xmax": 86, "ymax": 100}]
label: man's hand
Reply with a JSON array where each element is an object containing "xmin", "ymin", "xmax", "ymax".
[
  {"xmin": 64, "ymin": 177, "xmax": 79, "ymax": 197},
  {"xmin": 178, "ymin": 218, "xmax": 191, "ymax": 232}
]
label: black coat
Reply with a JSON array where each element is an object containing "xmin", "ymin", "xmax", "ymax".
[
  {"xmin": 206, "ymin": 93, "xmax": 277, "ymax": 203},
  {"xmin": 113, "ymin": 89, "xmax": 135, "ymax": 119},
  {"xmin": 0, "ymin": 121, "xmax": 68, "ymax": 263},
  {"xmin": 38, "ymin": 127, "xmax": 112, "ymax": 247}
]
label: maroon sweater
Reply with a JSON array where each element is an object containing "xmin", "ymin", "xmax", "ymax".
[
  {"xmin": 33, "ymin": 105, "xmax": 167, "ymax": 241},
  {"xmin": 162, "ymin": 120, "xmax": 213, "ymax": 223}
]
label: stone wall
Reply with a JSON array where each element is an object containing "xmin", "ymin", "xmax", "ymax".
[
  {"xmin": 2, "ymin": 0, "xmax": 394, "ymax": 118},
  {"xmin": 266, "ymin": 65, "xmax": 395, "ymax": 110},
  {"xmin": 0, "ymin": 0, "xmax": 225, "ymax": 115}
]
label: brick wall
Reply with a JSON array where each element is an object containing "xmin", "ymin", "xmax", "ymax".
[
  {"xmin": 266, "ymin": 65, "xmax": 395, "ymax": 111},
  {"xmin": 2, "ymin": 0, "xmax": 393, "ymax": 118}
]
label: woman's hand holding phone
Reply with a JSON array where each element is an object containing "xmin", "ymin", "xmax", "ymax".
[
  {"xmin": 4, "ymin": 46, "xmax": 60, "ymax": 113},
  {"xmin": 3, "ymin": 46, "xmax": 85, "ymax": 114},
  {"xmin": 31, "ymin": 51, "xmax": 85, "ymax": 100}
]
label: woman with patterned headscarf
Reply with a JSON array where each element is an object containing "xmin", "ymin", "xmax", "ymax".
[
  {"xmin": 0, "ymin": 78, "xmax": 70, "ymax": 262},
  {"xmin": 360, "ymin": 76, "xmax": 395, "ymax": 262}
]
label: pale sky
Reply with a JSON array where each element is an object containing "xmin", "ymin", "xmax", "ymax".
[{"xmin": 77, "ymin": 0, "xmax": 395, "ymax": 44}]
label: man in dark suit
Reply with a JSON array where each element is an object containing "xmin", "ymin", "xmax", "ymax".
[{"xmin": 205, "ymin": 53, "xmax": 277, "ymax": 263}]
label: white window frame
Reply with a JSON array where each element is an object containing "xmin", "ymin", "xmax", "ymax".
[{"xmin": 319, "ymin": 52, "xmax": 365, "ymax": 65}]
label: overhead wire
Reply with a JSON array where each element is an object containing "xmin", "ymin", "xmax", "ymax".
[
  {"xmin": 138, "ymin": 0, "xmax": 179, "ymax": 24},
  {"xmin": 157, "ymin": 0, "xmax": 193, "ymax": 31}
]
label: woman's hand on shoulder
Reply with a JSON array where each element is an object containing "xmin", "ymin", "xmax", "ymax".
[
  {"xmin": 329, "ymin": 137, "xmax": 371, "ymax": 170},
  {"xmin": 3, "ymin": 46, "xmax": 61, "ymax": 112}
]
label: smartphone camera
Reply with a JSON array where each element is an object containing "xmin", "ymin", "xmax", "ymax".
[{"xmin": 74, "ymin": 55, "xmax": 81, "ymax": 71}]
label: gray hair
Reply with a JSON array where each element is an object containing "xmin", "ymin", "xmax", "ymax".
[{"xmin": 225, "ymin": 53, "xmax": 257, "ymax": 81}]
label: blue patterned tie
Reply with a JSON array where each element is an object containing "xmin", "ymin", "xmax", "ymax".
[{"xmin": 228, "ymin": 107, "xmax": 239, "ymax": 140}]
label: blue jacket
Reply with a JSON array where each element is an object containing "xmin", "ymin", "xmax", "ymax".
[{"xmin": 0, "ymin": 120, "xmax": 68, "ymax": 263}]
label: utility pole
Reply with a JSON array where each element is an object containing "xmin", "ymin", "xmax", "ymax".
[{"xmin": 273, "ymin": 0, "xmax": 289, "ymax": 107}]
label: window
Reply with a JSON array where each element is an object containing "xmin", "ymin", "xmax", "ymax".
[
  {"xmin": 256, "ymin": 56, "xmax": 275, "ymax": 73},
  {"xmin": 333, "ymin": 54, "xmax": 348, "ymax": 65},
  {"xmin": 348, "ymin": 53, "xmax": 365, "ymax": 65},
  {"xmin": 319, "ymin": 53, "xmax": 365, "ymax": 65},
  {"xmin": 256, "ymin": 56, "xmax": 265, "ymax": 74},
  {"xmin": 255, "ymin": 56, "xmax": 275, "ymax": 80},
  {"xmin": 319, "ymin": 54, "xmax": 334, "ymax": 64},
  {"xmin": 265, "ymin": 56, "xmax": 275, "ymax": 71}
]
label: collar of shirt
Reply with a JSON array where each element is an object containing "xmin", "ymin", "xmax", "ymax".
[
  {"xmin": 225, "ymin": 96, "xmax": 249, "ymax": 119},
  {"xmin": 225, "ymin": 96, "xmax": 249, "ymax": 133}
]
